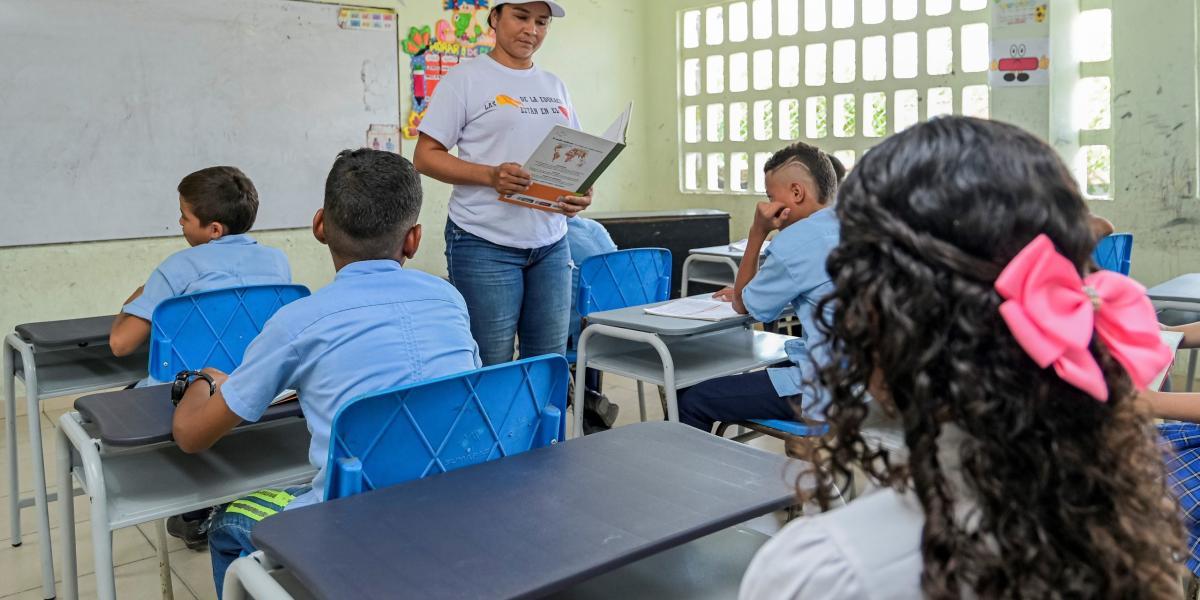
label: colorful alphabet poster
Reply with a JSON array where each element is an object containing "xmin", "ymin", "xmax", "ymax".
[
  {"xmin": 338, "ymin": 7, "xmax": 396, "ymax": 31},
  {"xmin": 401, "ymin": 0, "xmax": 496, "ymax": 139}
]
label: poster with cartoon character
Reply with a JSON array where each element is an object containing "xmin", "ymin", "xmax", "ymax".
[
  {"xmin": 992, "ymin": 0, "xmax": 1048, "ymax": 26},
  {"xmin": 401, "ymin": 0, "xmax": 496, "ymax": 140},
  {"xmin": 990, "ymin": 38, "xmax": 1050, "ymax": 87}
]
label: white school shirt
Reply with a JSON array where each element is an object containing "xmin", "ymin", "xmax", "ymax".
[
  {"xmin": 739, "ymin": 426, "xmax": 973, "ymax": 600},
  {"xmin": 419, "ymin": 54, "xmax": 580, "ymax": 249},
  {"xmin": 219, "ymin": 260, "xmax": 482, "ymax": 510},
  {"xmin": 123, "ymin": 234, "xmax": 291, "ymax": 386}
]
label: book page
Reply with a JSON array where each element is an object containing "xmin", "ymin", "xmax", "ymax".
[
  {"xmin": 729, "ymin": 238, "xmax": 772, "ymax": 254},
  {"xmin": 270, "ymin": 389, "xmax": 298, "ymax": 406},
  {"xmin": 500, "ymin": 103, "xmax": 632, "ymax": 213},
  {"xmin": 644, "ymin": 296, "xmax": 742, "ymax": 321},
  {"xmin": 601, "ymin": 102, "xmax": 633, "ymax": 143},
  {"xmin": 527, "ymin": 127, "xmax": 618, "ymax": 194}
]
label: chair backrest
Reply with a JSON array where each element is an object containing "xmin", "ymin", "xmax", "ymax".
[
  {"xmin": 1092, "ymin": 233, "xmax": 1133, "ymax": 275},
  {"xmin": 148, "ymin": 284, "xmax": 310, "ymax": 381},
  {"xmin": 324, "ymin": 354, "xmax": 569, "ymax": 500},
  {"xmin": 576, "ymin": 248, "xmax": 672, "ymax": 319}
]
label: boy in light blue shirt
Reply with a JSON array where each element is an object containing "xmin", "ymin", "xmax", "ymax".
[
  {"xmin": 110, "ymin": 166, "xmax": 291, "ymax": 360},
  {"xmin": 170, "ymin": 149, "xmax": 481, "ymax": 596},
  {"xmin": 677, "ymin": 142, "xmax": 845, "ymax": 432},
  {"xmin": 566, "ymin": 217, "xmax": 620, "ymax": 431}
]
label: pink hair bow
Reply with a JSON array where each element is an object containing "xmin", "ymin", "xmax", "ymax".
[{"xmin": 994, "ymin": 234, "xmax": 1172, "ymax": 401}]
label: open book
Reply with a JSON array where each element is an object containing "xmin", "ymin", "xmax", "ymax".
[
  {"xmin": 644, "ymin": 295, "xmax": 742, "ymax": 321},
  {"xmin": 270, "ymin": 389, "xmax": 298, "ymax": 407},
  {"xmin": 499, "ymin": 102, "xmax": 633, "ymax": 213}
]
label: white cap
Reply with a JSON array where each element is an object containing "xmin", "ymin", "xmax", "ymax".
[{"xmin": 491, "ymin": 0, "xmax": 566, "ymax": 18}]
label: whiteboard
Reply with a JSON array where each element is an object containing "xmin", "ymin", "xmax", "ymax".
[{"xmin": 0, "ymin": 0, "xmax": 400, "ymax": 247}]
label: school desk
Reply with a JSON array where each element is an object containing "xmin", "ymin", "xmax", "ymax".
[
  {"xmin": 3, "ymin": 315, "xmax": 147, "ymax": 598},
  {"xmin": 225, "ymin": 421, "xmax": 794, "ymax": 599},
  {"xmin": 680, "ymin": 243, "xmax": 768, "ymax": 297},
  {"xmin": 54, "ymin": 384, "xmax": 313, "ymax": 600},
  {"xmin": 572, "ymin": 299, "xmax": 794, "ymax": 436},
  {"xmin": 1149, "ymin": 274, "xmax": 1200, "ymax": 392},
  {"xmin": 591, "ymin": 209, "xmax": 731, "ymax": 299}
]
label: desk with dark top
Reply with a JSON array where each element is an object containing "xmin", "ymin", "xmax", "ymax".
[
  {"xmin": 56, "ymin": 384, "xmax": 313, "ymax": 600},
  {"xmin": 250, "ymin": 421, "xmax": 795, "ymax": 600},
  {"xmin": 4, "ymin": 315, "xmax": 148, "ymax": 598}
]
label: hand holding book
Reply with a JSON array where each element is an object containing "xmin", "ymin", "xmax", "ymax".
[
  {"xmin": 490, "ymin": 162, "xmax": 533, "ymax": 196},
  {"xmin": 498, "ymin": 102, "xmax": 633, "ymax": 214}
]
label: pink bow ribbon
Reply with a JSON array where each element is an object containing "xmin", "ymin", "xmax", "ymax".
[{"xmin": 995, "ymin": 234, "xmax": 1172, "ymax": 401}]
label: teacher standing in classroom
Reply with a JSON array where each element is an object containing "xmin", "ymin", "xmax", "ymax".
[{"xmin": 415, "ymin": 0, "xmax": 590, "ymax": 365}]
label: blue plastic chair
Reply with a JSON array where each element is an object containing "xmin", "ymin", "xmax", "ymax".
[
  {"xmin": 576, "ymin": 248, "xmax": 673, "ymax": 320},
  {"xmin": 745, "ymin": 419, "xmax": 829, "ymax": 437},
  {"xmin": 324, "ymin": 354, "xmax": 569, "ymax": 500},
  {"xmin": 1093, "ymin": 233, "xmax": 1133, "ymax": 275},
  {"xmin": 569, "ymin": 249, "xmax": 672, "ymax": 421},
  {"xmin": 569, "ymin": 248, "xmax": 672, "ymax": 361},
  {"xmin": 147, "ymin": 284, "xmax": 310, "ymax": 381}
]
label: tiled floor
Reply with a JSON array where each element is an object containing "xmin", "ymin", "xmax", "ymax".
[{"xmin": 0, "ymin": 375, "xmax": 789, "ymax": 599}]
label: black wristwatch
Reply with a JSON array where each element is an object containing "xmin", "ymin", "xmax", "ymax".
[{"xmin": 171, "ymin": 370, "xmax": 216, "ymax": 406}]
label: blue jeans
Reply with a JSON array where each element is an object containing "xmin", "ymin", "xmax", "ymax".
[
  {"xmin": 208, "ymin": 486, "xmax": 310, "ymax": 598},
  {"xmin": 444, "ymin": 219, "xmax": 571, "ymax": 366}
]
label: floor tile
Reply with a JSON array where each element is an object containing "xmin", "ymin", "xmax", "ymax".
[{"xmin": 0, "ymin": 523, "xmax": 153, "ymax": 596}]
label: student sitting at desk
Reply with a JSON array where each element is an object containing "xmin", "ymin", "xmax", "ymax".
[
  {"xmin": 109, "ymin": 166, "xmax": 292, "ymax": 360},
  {"xmin": 108, "ymin": 165, "xmax": 292, "ymax": 548},
  {"xmin": 676, "ymin": 142, "xmax": 845, "ymax": 432},
  {"xmin": 169, "ymin": 149, "xmax": 481, "ymax": 596},
  {"xmin": 739, "ymin": 117, "xmax": 1181, "ymax": 599},
  {"xmin": 1132, "ymin": 319, "xmax": 1200, "ymax": 583},
  {"xmin": 567, "ymin": 217, "xmax": 621, "ymax": 431}
]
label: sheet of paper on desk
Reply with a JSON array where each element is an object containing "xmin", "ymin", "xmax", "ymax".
[
  {"xmin": 644, "ymin": 297, "xmax": 742, "ymax": 321},
  {"xmin": 1152, "ymin": 330, "xmax": 1185, "ymax": 391},
  {"xmin": 271, "ymin": 389, "xmax": 298, "ymax": 406},
  {"xmin": 729, "ymin": 239, "xmax": 771, "ymax": 254}
]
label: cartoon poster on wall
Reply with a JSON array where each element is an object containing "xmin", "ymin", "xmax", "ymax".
[
  {"xmin": 401, "ymin": 0, "xmax": 496, "ymax": 139},
  {"xmin": 990, "ymin": 38, "xmax": 1050, "ymax": 87},
  {"xmin": 992, "ymin": 0, "xmax": 1047, "ymax": 27},
  {"xmin": 366, "ymin": 124, "xmax": 401, "ymax": 153}
]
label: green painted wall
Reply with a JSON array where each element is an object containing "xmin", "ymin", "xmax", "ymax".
[{"xmin": 1, "ymin": 0, "xmax": 1197, "ymax": 345}]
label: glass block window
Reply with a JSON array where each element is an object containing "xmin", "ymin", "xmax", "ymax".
[{"xmin": 678, "ymin": 0, "xmax": 990, "ymax": 193}]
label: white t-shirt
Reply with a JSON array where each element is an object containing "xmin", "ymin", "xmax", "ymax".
[{"xmin": 419, "ymin": 55, "xmax": 580, "ymax": 249}]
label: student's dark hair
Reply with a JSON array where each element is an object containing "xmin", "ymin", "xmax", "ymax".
[
  {"xmin": 797, "ymin": 117, "xmax": 1182, "ymax": 598},
  {"xmin": 323, "ymin": 149, "xmax": 422, "ymax": 261},
  {"xmin": 763, "ymin": 142, "xmax": 845, "ymax": 203},
  {"xmin": 177, "ymin": 166, "xmax": 258, "ymax": 234}
]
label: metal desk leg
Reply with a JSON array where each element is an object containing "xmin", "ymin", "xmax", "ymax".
[
  {"xmin": 58, "ymin": 412, "xmax": 116, "ymax": 600},
  {"xmin": 572, "ymin": 334, "xmax": 590, "ymax": 438},
  {"xmin": 57, "ymin": 420, "xmax": 78, "ymax": 600},
  {"xmin": 572, "ymin": 325, "xmax": 680, "ymax": 439},
  {"xmin": 156, "ymin": 519, "xmax": 174, "ymax": 600},
  {"xmin": 16, "ymin": 339, "xmax": 56, "ymax": 599},
  {"xmin": 681, "ymin": 254, "xmax": 698, "ymax": 298},
  {"xmin": 5, "ymin": 338, "xmax": 20, "ymax": 546},
  {"xmin": 223, "ymin": 552, "xmax": 294, "ymax": 600},
  {"xmin": 636, "ymin": 381, "xmax": 647, "ymax": 422}
]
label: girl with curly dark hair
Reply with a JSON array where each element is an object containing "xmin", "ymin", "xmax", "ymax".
[{"xmin": 739, "ymin": 116, "xmax": 1183, "ymax": 599}]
